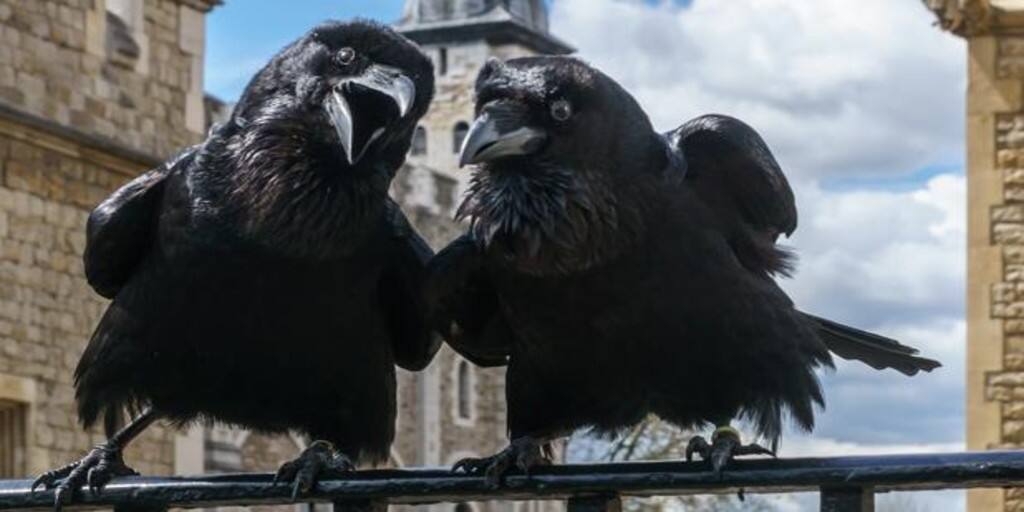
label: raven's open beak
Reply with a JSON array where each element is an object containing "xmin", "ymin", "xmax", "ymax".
[
  {"xmin": 326, "ymin": 64, "xmax": 416, "ymax": 166},
  {"xmin": 459, "ymin": 102, "xmax": 548, "ymax": 167}
]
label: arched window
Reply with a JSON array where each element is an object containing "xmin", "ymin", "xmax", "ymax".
[
  {"xmin": 456, "ymin": 359, "xmax": 474, "ymax": 422},
  {"xmin": 411, "ymin": 126, "xmax": 427, "ymax": 156},
  {"xmin": 106, "ymin": 0, "xmax": 143, "ymax": 63},
  {"xmin": 454, "ymin": 503, "xmax": 474, "ymax": 512},
  {"xmin": 453, "ymin": 122, "xmax": 470, "ymax": 154}
]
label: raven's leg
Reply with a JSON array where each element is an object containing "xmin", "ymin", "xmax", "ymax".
[
  {"xmin": 452, "ymin": 435, "xmax": 553, "ymax": 487},
  {"xmin": 273, "ymin": 440, "xmax": 355, "ymax": 501},
  {"xmin": 685, "ymin": 424, "xmax": 774, "ymax": 476},
  {"xmin": 32, "ymin": 407, "xmax": 158, "ymax": 511}
]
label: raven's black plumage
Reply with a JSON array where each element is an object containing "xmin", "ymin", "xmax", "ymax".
[
  {"xmin": 426, "ymin": 56, "xmax": 940, "ymax": 477},
  {"xmin": 37, "ymin": 20, "xmax": 438, "ymax": 507}
]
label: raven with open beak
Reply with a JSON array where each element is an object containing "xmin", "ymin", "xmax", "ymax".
[{"xmin": 32, "ymin": 20, "xmax": 438, "ymax": 511}]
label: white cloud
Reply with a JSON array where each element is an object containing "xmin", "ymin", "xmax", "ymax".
[{"xmin": 551, "ymin": 0, "xmax": 965, "ymax": 180}]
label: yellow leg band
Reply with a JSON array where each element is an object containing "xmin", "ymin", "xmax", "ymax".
[
  {"xmin": 712, "ymin": 425, "xmax": 741, "ymax": 442},
  {"xmin": 309, "ymin": 440, "xmax": 335, "ymax": 452}
]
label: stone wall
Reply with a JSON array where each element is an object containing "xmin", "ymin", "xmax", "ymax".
[
  {"xmin": 928, "ymin": 1, "xmax": 1024, "ymax": 506},
  {"xmin": 0, "ymin": 130, "xmax": 175, "ymax": 476},
  {"xmin": 0, "ymin": 0, "xmax": 206, "ymax": 161},
  {"xmin": 0, "ymin": 0, "xmax": 214, "ymax": 480}
]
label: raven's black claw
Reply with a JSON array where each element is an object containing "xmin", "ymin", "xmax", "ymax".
[
  {"xmin": 34, "ymin": 444, "xmax": 137, "ymax": 511},
  {"xmin": 685, "ymin": 428, "xmax": 773, "ymax": 476},
  {"xmin": 450, "ymin": 437, "xmax": 549, "ymax": 488},
  {"xmin": 31, "ymin": 463, "xmax": 77, "ymax": 494},
  {"xmin": 685, "ymin": 436, "xmax": 711, "ymax": 463},
  {"xmin": 275, "ymin": 440, "xmax": 353, "ymax": 502}
]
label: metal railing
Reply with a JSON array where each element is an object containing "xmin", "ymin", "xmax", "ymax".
[{"xmin": 2, "ymin": 451, "xmax": 1023, "ymax": 512}]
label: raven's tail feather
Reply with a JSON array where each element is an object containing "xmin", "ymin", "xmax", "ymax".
[{"xmin": 802, "ymin": 313, "xmax": 941, "ymax": 376}]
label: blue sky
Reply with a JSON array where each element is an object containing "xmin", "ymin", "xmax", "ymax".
[
  {"xmin": 205, "ymin": 0, "xmax": 404, "ymax": 100},
  {"xmin": 207, "ymin": 2, "xmax": 966, "ymax": 509}
]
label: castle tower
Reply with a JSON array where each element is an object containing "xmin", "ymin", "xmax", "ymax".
[
  {"xmin": 396, "ymin": 0, "xmax": 573, "ymax": 194},
  {"xmin": 927, "ymin": 1, "xmax": 1024, "ymax": 511},
  {"xmin": 384, "ymin": 5, "xmax": 571, "ymax": 512}
]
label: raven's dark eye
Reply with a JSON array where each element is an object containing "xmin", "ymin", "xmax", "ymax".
[
  {"xmin": 336, "ymin": 47, "xmax": 356, "ymax": 66},
  {"xmin": 550, "ymin": 99, "xmax": 573, "ymax": 122}
]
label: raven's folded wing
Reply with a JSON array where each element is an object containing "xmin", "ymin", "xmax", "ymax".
[
  {"xmin": 667, "ymin": 114, "xmax": 797, "ymax": 277},
  {"xmin": 84, "ymin": 147, "xmax": 196, "ymax": 298},
  {"xmin": 669, "ymin": 115, "xmax": 941, "ymax": 375},
  {"xmin": 424, "ymin": 234, "xmax": 512, "ymax": 368},
  {"xmin": 381, "ymin": 201, "xmax": 443, "ymax": 371}
]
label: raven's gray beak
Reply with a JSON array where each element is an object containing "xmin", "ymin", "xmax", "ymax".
[
  {"xmin": 459, "ymin": 102, "xmax": 548, "ymax": 168},
  {"xmin": 326, "ymin": 64, "xmax": 416, "ymax": 166}
]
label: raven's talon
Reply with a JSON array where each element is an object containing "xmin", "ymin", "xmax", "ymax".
[
  {"xmin": 31, "ymin": 464, "xmax": 77, "ymax": 494},
  {"xmin": 34, "ymin": 444, "xmax": 136, "ymax": 511},
  {"xmin": 450, "ymin": 437, "xmax": 548, "ymax": 487},
  {"xmin": 685, "ymin": 429, "xmax": 773, "ymax": 475},
  {"xmin": 685, "ymin": 436, "xmax": 711, "ymax": 463},
  {"xmin": 276, "ymin": 440, "xmax": 353, "ymax": 502}
]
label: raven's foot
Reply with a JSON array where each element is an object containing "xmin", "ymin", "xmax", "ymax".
[
  {"xmin": 452, "ymin": 436, "xmax": 551, "ymax": 487},
  {"xmin": 274, "ymin": 440, "xmax": 355, "ymax": 501},
  {"xmin": 31, "ymin": 443, "xmax": 138, "ymax": 511},
  {"xmin": 685, "ymin": 426, "xmax": 774, "ymax": 476}
]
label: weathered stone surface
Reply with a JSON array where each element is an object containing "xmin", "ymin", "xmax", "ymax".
[{"xmin": 0, "ymin": 0, "xmax": 203, "ymax": 160}]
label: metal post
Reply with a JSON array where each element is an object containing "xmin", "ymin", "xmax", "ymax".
[
  {"xmin": 567, "ymin": 494, "xmax": 622, "ymax": 512},
  {"xmin": 113, "ymin": 505, "xmax": 168, "ymax": 512},
  {"xmin": 820, "ymin": 486, "xmax": 874, "ymax": 512},
  {"xmin": 333, "ymin": 499, "xmax": 387, "ymax": 512}
]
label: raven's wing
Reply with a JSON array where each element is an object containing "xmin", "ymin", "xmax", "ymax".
[
  {"xmin": 381, "ymin": 201, "xmax": 443, "ymax": 371},
  {"xmin": 424, "ymin": 235, "xmax": 512, "ymax": 368},
  {"xmin": 669, "ymin": 114, "xmax": 940, "ymax": 375},
  {"xmin": 84, "ymin": 147, "xmax": 196, "ymax": 299},
  {"xmin": 667, "ymin": 114, "xmax": 796, "ymax": 278}
]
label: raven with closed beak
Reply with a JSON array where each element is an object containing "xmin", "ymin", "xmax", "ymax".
[
  {"xmin": 32, "ymin": 20, "xmax": 438, "ymax": 509},
  {"xmin": 426, "ymin": 56, "xmax": 940, "ymax": 482}
]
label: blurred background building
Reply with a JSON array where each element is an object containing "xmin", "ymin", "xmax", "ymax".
[{"xmin": 0, "ymin": 1, "xmax": 569, "ymax": 511}]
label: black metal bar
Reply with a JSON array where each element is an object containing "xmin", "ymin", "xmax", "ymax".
[
  {"xmin": 820, "ymin": 487, "xmax": 874, "ymax": 512},
  {"xmin": 1, "ymin": 451, "xmax": 1023, "ymax": 510},
  {"xmin": 567, "ymin": 494, "xmax": 621, "ymax": 512}
]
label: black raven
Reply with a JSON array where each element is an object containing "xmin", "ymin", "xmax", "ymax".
[
  {"xmin": 32, "ymin": 20, "xmax": 438, "ymax": 509},
  {"xmin": 425, "ymin": 56, "xmax": 940, "ymax": 481}
]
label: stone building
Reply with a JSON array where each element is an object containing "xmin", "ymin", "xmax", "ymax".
[
  {"xmin": 0, "ymin": 0, "xmax": 215, "ymax": 481},
  {"xmin": 0, "ymin": 0, "xmax": 569, "ymax": 511},
  {"xmin": 926, "ymin": 1, "xmax": 1024, "ymax": 511}
]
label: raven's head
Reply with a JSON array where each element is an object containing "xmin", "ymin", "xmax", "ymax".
[
  {"xmin": 208, "ymin": 20, "xmax": 433, "ymax": 258},
  {"xmin": 231, "ymin": 19, "xmax": 434, "ymax": 172},
  {"xmin": 457, "ymin": 57, "xmax": 666, "ymax": 275}
]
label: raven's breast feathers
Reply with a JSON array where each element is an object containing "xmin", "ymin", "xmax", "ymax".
[{"xmin": 458, "ymin": 164, "xmax": 645, "ymax": 276}]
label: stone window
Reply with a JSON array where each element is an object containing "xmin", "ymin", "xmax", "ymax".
[
  {"xmin": 412, "ymin": 126, "xmax": 428, "ymax": 156},
  {"xmin": 453, "ymin": 122, "xmax": 470, "ymax": 154},
  {"xmin": 454, "ymin": 503, "xmax": 475, "ymax": 512},
  {"xmin": 203, "ymin": 427, "xmax": 247, "ymax": 473},
  {"xmin": 105, "ymin": 0, "xmax": 144, "ymax": 67},
  {"xmin": 0, "ymin": 400, "xmax": 27, "ymax": 478},
  {"xmin": 439, "ymin": 47, "xmax": 449, "ymax": 76},
  {"xmin": 454, "ymin": 358, "xmax": 476, "ymax": 425}
]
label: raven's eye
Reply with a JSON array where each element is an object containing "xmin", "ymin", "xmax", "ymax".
[
  {"xmin": 336, "ymin": 47, "xmax": 356, "ymax": 66},
  {"xmin": 550, "ymin": 99, "xmax": 573, "ymax": 122}
]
